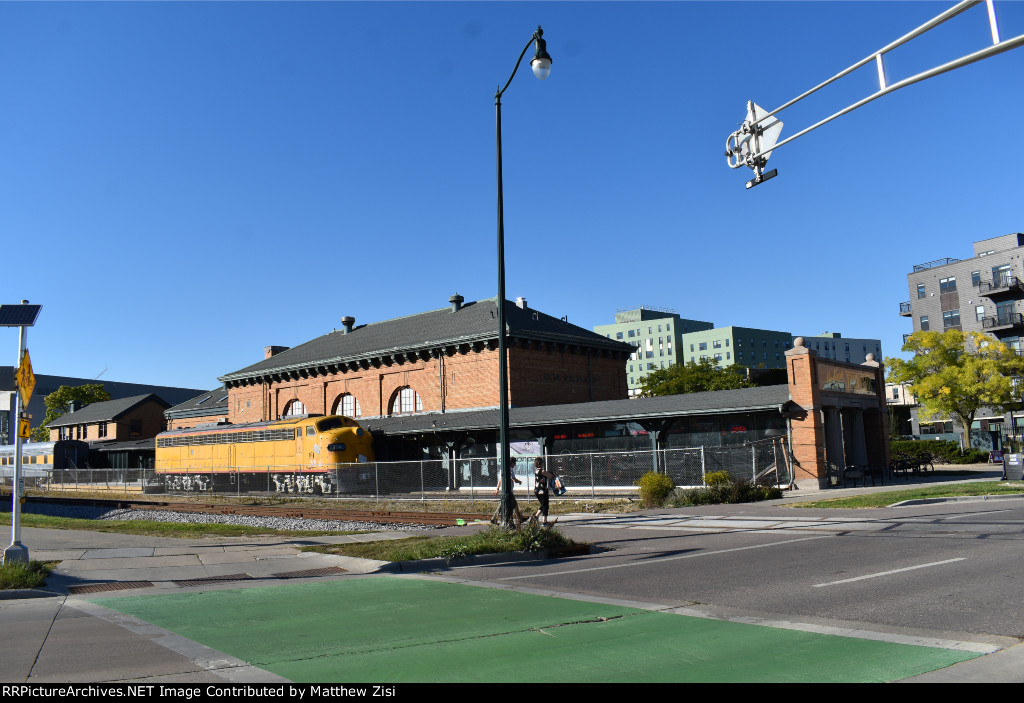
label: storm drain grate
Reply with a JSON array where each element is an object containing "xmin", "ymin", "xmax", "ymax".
[
  {"xmin": 68, "ymin": 581, "xmax": 155, "ymax": 594},
  {"xmin": 173, "ymin": 573, "xmax": 254, "ymax": 587},
  {"xmin": 272, "ymin": 567, "xmax": 348, "ymax": 579}
]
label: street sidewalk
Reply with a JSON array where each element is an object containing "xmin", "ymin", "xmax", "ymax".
[{"xmin": 1, "ymin": 465, "xmax": 1020, "ymax": 684}]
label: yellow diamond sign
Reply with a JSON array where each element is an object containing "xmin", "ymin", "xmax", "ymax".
[{"xmin": 16, "ymin": 350, "xmax": 35, "ymax": 406}]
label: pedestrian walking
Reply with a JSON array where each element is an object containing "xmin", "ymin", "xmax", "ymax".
[{"xmin": 532, "ymin": 457, "xmax": 556, "ymax": 526}]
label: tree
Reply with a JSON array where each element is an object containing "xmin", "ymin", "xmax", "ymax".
[
  {"xmin": 639, "ymin": 358, "xmax": 755, "ymax": 397},
  {"xmin": 885, "ymin": 330, "xmax": 1024, "ymax": 447},
  {"xmin": 32, "ymin": 384, "xmax": 112, "ymax": 442}
]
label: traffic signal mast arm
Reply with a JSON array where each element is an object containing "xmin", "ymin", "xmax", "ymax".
[{"xmin": 726, "ymin": 0, "xmax": 1024, "ymax": 188}]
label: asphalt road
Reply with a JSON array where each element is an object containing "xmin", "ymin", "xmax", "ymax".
[{"xmin": 450, "ymin": 497, "xmax": 1024, "ymax": 646}]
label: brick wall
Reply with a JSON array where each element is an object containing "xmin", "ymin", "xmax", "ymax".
[{"xmin": 226, "ymin": 342, "xmax": 629, "ymax": 422}]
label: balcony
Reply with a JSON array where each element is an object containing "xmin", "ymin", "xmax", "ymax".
[
  {"xmin": 982, "ymin": 312, "xmax": 1024, "ymax": 331},
  {"xmin": 979, "ymin": 275, "xmax": 1024, "ymax": 298},
  {"xmin": 899, "ymin": 301, "xmax": 912, "ymax": 317}
]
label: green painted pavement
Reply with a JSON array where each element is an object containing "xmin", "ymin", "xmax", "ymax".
[{"xmin": 95, "ymin": 576, "xmax": 978, "ymax": 682}]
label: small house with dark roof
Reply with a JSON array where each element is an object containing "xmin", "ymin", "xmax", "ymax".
[
  {"xmin": 218, "ymin": 296, "xmax": 634, "ymax": 424},
  {"xmin": 47, "ymin": 394, "xmax": 171, "ymax": 443},
  {"xmin": 165, "ymin": 388, "xmax": 230, "ymax": 430}
]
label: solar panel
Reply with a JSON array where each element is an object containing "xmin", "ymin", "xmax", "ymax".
[{"xmin": 0, "ymin": 304, "xmax": 41, "ymax": 327}]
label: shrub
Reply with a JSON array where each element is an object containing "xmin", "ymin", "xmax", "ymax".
[
  {"xmin": 890, "ymin": 439, "xmax": 990, "ymax": 465},
  {"xmin": 704, "ymin": 471, "xmax": 732, "ymax": 487},
  {"xmin": 636, "ymin": 471, "xmax": 676, "ymax": 508},
  {"xmin": 667, "ymin": 477, "xmax": 782, "ymax": 507}
]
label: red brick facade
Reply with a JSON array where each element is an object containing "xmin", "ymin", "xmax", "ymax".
[
  {"xmin": 785, "ymin": 338, "xmax": 889, "ymax": 489},
  {"xmin": 226, "ymin": 342, "xmax": 629, "ymax": 424}
]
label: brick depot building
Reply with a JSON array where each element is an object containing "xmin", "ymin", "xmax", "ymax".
[{"xmin": 217, "ymin": 296, "xmax": 634, "ymax": 425}]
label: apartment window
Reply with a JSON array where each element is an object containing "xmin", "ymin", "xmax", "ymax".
[
  {"xmin": 920, "ymin": 316, "xmax": 929, "ymax": 331},
  {"xmin": 98, "ymin": 422, "xmax": 108, "ymax": 438},
  {"xmin": 666, "ymin": 324, "xmax": 671, "ymax": 331},
  {"xmin": 713, "ymin": 340, "xmax": 722, "ymax": 348},
  {"xmin": 689, "ymin": 344, "xmax": 694, "ymax": 351},
  {"xmin": 892, "ymin": 387, "xmax": 900, "ymax": 400},
  {"xmin": 725, "ymin": 339, "xmax": 730, "ymax": 347},
  {"xmin": 726, "ymin": 351, "xmax": 731, "ymax": 360},
  {"xmin": 939, "ymin": 276, "xmax": 957, "ymax": 294},
  {"xmin": 971, "ymin": 271, "xmax": 981, "ymax": 287},
  {"xmin": 699, "ymin": 342, "xmax": 708, "ymax": 351},
  {"xmin": 943, "ymin": 309, "xmax": 961, "ymax": 329},
  {"xmin": 917, "ymin": 283, "xmax": 926, "ymax": 298},
  {"xmin": 616, "ymin": 332, "xmax": 623, "ymax": 339},
  {"xmin": 976, "ymin": 305, "xmax": 986, "ymax": 322},
  {"xmin": 628, "ymin": 330, "xmax": 634, "ymax": 338}
]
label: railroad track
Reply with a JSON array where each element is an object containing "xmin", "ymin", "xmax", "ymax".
[{"xmin": 12, "ymin": 494, "xmax": 491, "ymax": 526}]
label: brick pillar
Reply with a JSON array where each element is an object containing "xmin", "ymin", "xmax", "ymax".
[
  {"xmin": 785, "ymin": 337, "xmax": 829, "ymax": 489},
  {"xmin": 861, "ymin": 354, "xmax": 891, "ymax": 469}
]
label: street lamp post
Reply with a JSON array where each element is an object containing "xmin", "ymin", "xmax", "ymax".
[{"xmin": 495, "ymin": 27, "xmax": 551, "ymax": 528}]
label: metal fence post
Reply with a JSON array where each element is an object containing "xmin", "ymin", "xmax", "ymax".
[
  {"xmin": 752, "ymin": 444, "xmax": 757, "ymax": 482},
  {"xmin": 590, "ymin": 453, "xmax": 595, "ymax": 500},
  {"xmin": 700, "ymin": 446, "xmax": 706, "ymax": 485}
]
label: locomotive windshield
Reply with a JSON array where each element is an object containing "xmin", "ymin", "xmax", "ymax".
[{"xmin": 316, "ymin": 418, "xmax": 347, "ymax": 432}]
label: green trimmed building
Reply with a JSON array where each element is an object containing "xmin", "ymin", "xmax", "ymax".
[{"xmin": 593, "ymin": 307, "xmax": 714, "ymax": 397}]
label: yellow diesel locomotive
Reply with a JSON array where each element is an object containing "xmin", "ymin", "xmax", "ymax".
[{"xmin": 155, "ymin": 414, "xmax": 373, "ymax": 494}]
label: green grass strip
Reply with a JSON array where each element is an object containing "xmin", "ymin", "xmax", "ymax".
[
  {"xmin": 0, "ymin": 560, "xmax": 54, "ymax": 590},
  {"xmin": 787, "ymin": 481, "xmax": 1024, "ymax": 509}
]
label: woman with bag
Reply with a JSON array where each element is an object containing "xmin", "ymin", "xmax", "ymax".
[{"xmin": 532, "ymin": 457, "xmax": 557, "ymax": 526}]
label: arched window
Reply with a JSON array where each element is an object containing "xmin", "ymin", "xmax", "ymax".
[
  {"xmin": 389, "ymin": 387, "xmax": 423, "ymax": 415},
  {"xmin": 282, "ymin": 399, "xmax": 306, "ymax": 417},
  {"xmin": 331, "ymin": 393, "xmax": 361, "ymax": 418}
]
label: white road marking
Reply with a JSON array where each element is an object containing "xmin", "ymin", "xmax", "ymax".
[
  {"xmin": 493, "ymin": 535, "xmax": 830, "ymax": 580},
  {"xmin": 812, "ymin": 558, "xmax": 967, "ymax": 587}
]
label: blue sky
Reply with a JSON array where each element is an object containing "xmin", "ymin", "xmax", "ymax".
[{"xmin": 2, "ymin": 1, "xmax": 1022, "ymax": 391}]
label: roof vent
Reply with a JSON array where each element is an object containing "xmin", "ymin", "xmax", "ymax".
[
  {"xmin": 341, "ymin": 316, "xmax": 355, "ymax": 334},
  {"xmin": 449, "ymin": 294, "xmax": 464, "ymax": 312},
  {"xmin": 516, "ymin": 297, "xmax": 528, "ymax": 309}
]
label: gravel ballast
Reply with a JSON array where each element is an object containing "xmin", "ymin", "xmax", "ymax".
[{"xmin": 22, "ymin": 502, "xmax": 440, "ymax": 532}]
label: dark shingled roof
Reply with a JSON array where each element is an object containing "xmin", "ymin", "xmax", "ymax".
[
  {"xmin": 219, "ymin": 298, "xmax": 633, "ymax": 383},
  {"xmin": 360, "ymin": 385, "xmax": 792, "ymax": 436},
  {"xmin": 47, "ymin": 394, "xmax": 171, "ymax": 428},
  {"xmin": 165, "ymin": 387, "xmax": 229, "ymax": 418}
]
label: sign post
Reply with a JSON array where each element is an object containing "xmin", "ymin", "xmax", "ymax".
[{"xmin": 1, "ymin": 301, "xmax": 41, "ymax": 565}]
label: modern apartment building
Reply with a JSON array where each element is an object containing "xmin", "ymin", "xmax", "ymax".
[
  {"xmin": 898, "ymin": 232, "xmax": 1024, "ymax": 442},
  {"xmin": 796, "ymin": 333, "xmax": 882, "ymax": 365},
  {"xmin": 593, "ymin": 307, "xmax": 714, "ymax": 397},
  {"xmin": 681, "ymin": 326, "xmax": 794, "ymax": 370},
  {"xmin": 900, "ymin": 232, "xmax": 1024, "ymax": 351}
]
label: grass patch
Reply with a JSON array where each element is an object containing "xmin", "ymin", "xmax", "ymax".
[
  {"xmin": 0, "ymin": 511, "xmax": 366, "ymax": 538},
  {"xmin": 0, "ymin": 560, "xmax": 54, "ymax": 590},
  {"xmin": 302, "ymin": 523, "xmax": 575, "ymax": 563},
  {"xmin": 787, "ymin": 481, "xmax": 1024, "ymax": 509}
]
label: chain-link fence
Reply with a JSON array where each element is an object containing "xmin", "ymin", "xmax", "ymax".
[{"xmin": 27, "ymin": 436, "xmax": 792, "ymax": 501}]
